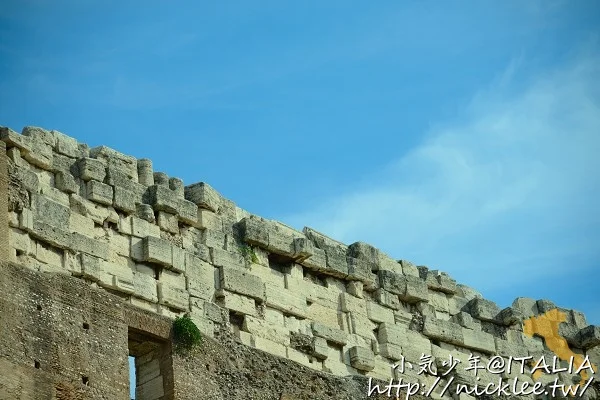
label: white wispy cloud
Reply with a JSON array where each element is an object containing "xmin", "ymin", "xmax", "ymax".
[{"xmin": 281, "ymin": 44, "xmax": 600, "ymax": 296}]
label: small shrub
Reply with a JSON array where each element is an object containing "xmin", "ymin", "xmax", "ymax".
[
  {"xmin": 173, "ymin": 314, "xmax": 202, "ymax": 354},
  {"xmin": 239, "ymin": 244, "xmax": 259, "ymax": 264}
]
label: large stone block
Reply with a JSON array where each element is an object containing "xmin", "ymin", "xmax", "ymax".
[
  {"xmin": 32, "ymin": 193, "xmax": 70, "ymax": 228},
  {"xmin": 54, "ymin": 170, "xmax": 78, "ymax": 194},
  {"xmin": 86, "ymin": 180, "xmax": 114, "ymax": 206},
  {"xmin": 312, "ymin": 322, "xmax": 348, "ymax": 345},
  {"xmin": 366, "ymin": 301, "xmax": 395, "ymax": 324},
  {"xmin": 264, "ymin": 283, "xmax": 307, "ymax": 318},
  {"xmin": 184, "ymin": 182, "xmax": 221, "ymax": 212},
  {"xmin": 146, "ymin": 184, "xmax": 179, "ymax": 214},
  {"xmin": 157, "ymin": 282, "xmax": 189, "ymax": 311},
  {"xmin": 468, "ymin": 298, "xmax": 501, "ymax": 322},
  {"xmin": 461, "ymin": 328, "xmax": 495, "ymax": 354},
  {"xmin": 219, "ymin": 266, "xmax": 265, "ymax": 302},
  {"xmin": 349, "ymin": 346, "xmax": 375, "ymax": 371},
  {"xmin": 141, "ymin": 236, "xmax": 172, "ymax": 266},
  {"xmin": 511, "ymin": 297, "xmax": 539, "ymax": 319},
  {"xmin": 215, "ymin": 289, "xmax": 257, "ymax": 317},
  {"xmin": 346, "ymin": 257, "xmax": 377, "ymax": 289},
  {"xmin": 185, "ymin": 253, "xmax": 216, "ymax": 301},
  {"xmin": 379, "ymin": 270, "xmax": 428, "ymax": 303},
  {"xmin": 422, "ymin": 316, "xmax": 464, "ymax": 345},
  {"xmin": 113, "ymin": 186, "xmax": 137, "ymax": 214},
  {"xmin": 77, "ymin": 157, "xmax": 106, "ymax": 181},
  {"xmin": 243, "ymin": 315, "xmax": 290, "ymax": 346}
]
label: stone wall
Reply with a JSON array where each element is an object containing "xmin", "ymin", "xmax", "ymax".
[{"xmin": 1, "ymin": 125, "xmax": 599, "ymax": 399}]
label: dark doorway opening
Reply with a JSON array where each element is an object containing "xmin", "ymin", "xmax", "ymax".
[{"xmin": 128, "ymin": 327, "xmax": 174, "ymax": 400}]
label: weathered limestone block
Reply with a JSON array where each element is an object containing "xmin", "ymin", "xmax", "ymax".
[
  {"xmin": 196, "ymin": 209, "xmax": 222, "ymax": 231},
  {"xmin": 303, "ymin": 227, "xmax": 349, "ymax": 276},
  {"xmin": 132, "ymin": 272, "xmax": 158, "ymax": 302},
  {"xmin": 536, "ymin": 299, "xmax": 557, "ymax": 313},
  {"xmin": 146, "ymin": 184, "xmax": 179, "ymax": 214},
  {"xmin": 346, "ymin": 281, "xmax": 363, "ymax": 298},
  {"xmin": 250, "ymin": 264, "xmax": 285, "ymax": 288},
  {"xmin": 379, "ymin": 270, "xmax": 428, "ymax": 303},
  {"xmin": 378, "ymin": 253, "xmax": 402, "ymax": 274},
  {"xmin": 421, "ymin": 269, "xmax": 458, "ymax": 294},
  {"xmin": 19, "ymin": 128, "xmax": 54, "ymax": 169},
  {"xmin": 69, "ymin": 193, "xmax": 116, "ymax": 225},
  {"xmin": 201, "ymin": 229, "xmax": 226, "ymax": 249},
  {"xmin": 52, "ymin": 129, "xmax": 86, "ymax": 158},
  {"xmin": 89, "ymin": 145, "xmax": 138, "ymax": 183},
  {"xmin": 448, "ymin": 295, "xmax": 468, "ymax": 316},
  {"xmin": 347, "ymin": 242, "xmax": 380, "ymax": 266},
  {"xmin": 348, "ymin": 312, "xmax": 377, "ymax": 338},
  {"xmin": 394, "ymin": 308, "xmax": 413, "ymax": 325},
  {"xmin": 1, "ymin": 126, "xmax": 32, "ymax": 152},
  {"xmin": 495, "ymin": 307, "xmax": 524, "ymax": 326},
  {"xmin": 428, "ymin": 290, "xmax": 450, "ymax": 313},
  {"xmin": 77, "ymin": 157, "xmax": 106, "ymax": 181},
  {"xmin": 216, "ymin": 289, "xmax": 257, "ymax": 317},
  {"xmin": 139, "ymin": 236, "xmax": 172, "ymax": 266},
  {"xmin": 377, "ymin": 322, "xmax": 407, "ymax": 346},
  {"xmin": 157, "ymin": 282, "xmax": 189, "ymax": 311},
  {"xmin": 8, "ymin": 158, "xmax": 39, "ymax": 196},
  {"xmin": 32, "ymin": 193, "xmax": 70, "ymax": 228},
  {"xmin": 349, "ymin": 346, "xmax": 375, "ymax": 371},
  {"xmin": 40, "ymin": 185, "xmax": 70, "ymax": 206},
  {"xmin": 54, "ymin": 170, "xmax": 78, "ymax": 194},
  {"xmin": 312, "ymin": 322, "xmax": 348, "ymax": 345},
  {"xmin": 28, "ymin": 219, "xmax": 110, "ymax": 259},
  {"xmin": 130, "ymin": 216, "xmax": 161, "ymax": 238},
  {"xmin": 80, "ymin": 253, "xmax": 102, "ymax": 281},
  {"xmin": 422, "ymin": 316, "xmax": 464, "ymax": 345},
  {"xmin": 185, "ymin": 253, "xmax": 216, "ymax": 301},
  {"xmin": 135, "ymin": 204, "xmax": 155, "ymax": 223},
  {"xmin": 399, "ymin": 259, "xmax": 420, "ymax": 277},
  {"xmin": 219, "ymin": 266, "xmax": 265, "ymax": 302},
  {"xmin": 113, "ymin": 186, "xmax": 137, "ymax": 214},
  {"xmin": 210, "ymin": 247, "xmax": 245, "ymax": 269},
  {"xmin": 468, "ymin": 298, "xmax": 500, "ymax": 322},
  {"xmin": 171, "ymin": 245, "xmax": 185, "ymax": 273},
  {"xmin": 457, "ymin": 284, "xmax": 483, "ymax": 301},
  {"xmin": 373, "ymin": 289, "xmax": 401, "ymax": 310},
  {"xmin": 494, "ymin": 338, "xmax": 529, "ymax": 358},
  {"xmin": 157, "ymin": 211, "xmax": 179, "ymax": 234},
  {"xmin": 366, "ymin": 300, "xmax": 395, "ymax": 324},
  {"xmin": 576, "ymin": 325, "xmax": 600, "ymax": 349},
  {"xmin": 312, "ymin": 337, "xmax": 329, "ymax": 359},
  {"xmin": 300, "ymin": 246, "xmax": 327, "ymax": 271},
  {"xmin": 136, "ymin": 158, "xmax": 154, "ymax": 186},
  {"xmin": 264, "ymin": 221, "xmax": 296, "ymax": 257},
  {"xmin": 243, "ymin": 315, "xmax": 291, "ymax": 346},
  {"xmin": 461, "ymin": 328, "xmax": 495, "ymax": 354},
  {"xmin": 340, "ymin": 292, "xmax": 367, "ymax": 315},
  {"xmin": 176, "ymin": 198, "xmax": 198, "ymax": 226},
  {"xmin": 286, "ymin": 347, "xmax": 313, "ymax": 368},
  {"xmin": 185, "ymin": 182, "xmax": 221, "ymax": 212},
  {"xmin": 289, "ymin": 237, "xmax": 313, "ymax": 261},
  {"xmin": 264, "ymin": 283, "xmax": 307, "ymax": 318},
  {"xmin": 346, "ymin": 257, "xmax": 377, "ymax": 289},
  {"xmin": 306, "ymin": 302, "xmax": 341, "ymax": 328},
  {"xmin": 453, "ymin": 311, "xmax": 475, "ymax": 329},
  {"xmin": 570, "ymin": 310, "xmax": 588, "ymax": 329},
  {"xmin": 168, "ymin": 177, "xmax": 184, "ymax": 197},
  {"xmin": 86, "ymin": 180, "xmax": 113, "ymax": 206}
]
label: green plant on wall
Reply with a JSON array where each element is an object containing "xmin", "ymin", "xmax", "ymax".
[
  {"xmin": 172, "ymin": 314, "xmax": 202, "ymax": 354},
  {"xmin": 239, "ymin": 244, "xmax": 259, "ymax": 264}
]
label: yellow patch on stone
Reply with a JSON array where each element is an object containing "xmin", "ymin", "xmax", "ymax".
[{"xmin": 523, "ymin": 309, "xmax": 597, "ymax": 387}]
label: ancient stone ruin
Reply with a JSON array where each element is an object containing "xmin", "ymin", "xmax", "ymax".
[{"xmin": 0, "ymin": 125, "xmax": 598, "ymax": 399}]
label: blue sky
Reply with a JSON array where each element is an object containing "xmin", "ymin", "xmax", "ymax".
[{"xmin": 1, "ymin": 0, "xmax": 599, "ymax": 359}]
